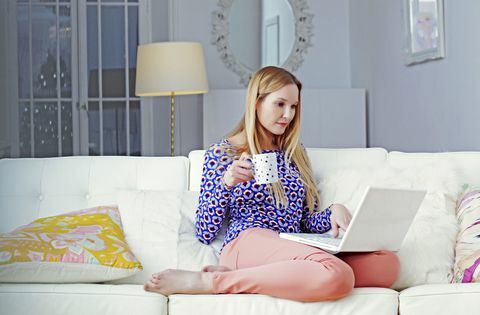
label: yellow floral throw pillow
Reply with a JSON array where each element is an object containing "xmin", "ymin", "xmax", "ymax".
[{"xmin": 0, "ymin": 205, "xmax": 142, "ymax": 283}]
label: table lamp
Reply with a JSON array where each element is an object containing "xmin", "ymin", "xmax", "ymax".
[{"xmin": 135, "ymin": 42, "xmax": 209, "ymax": 156}]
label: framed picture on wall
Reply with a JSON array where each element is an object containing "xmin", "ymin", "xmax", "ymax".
[{"xmin": 404, "ymin": 0, "xmax": 445, "ymax": 65}]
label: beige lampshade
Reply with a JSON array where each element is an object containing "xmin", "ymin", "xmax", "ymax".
[{"xmin": 135, "ymin": 42, "xmax": 209, "ymax": 96}]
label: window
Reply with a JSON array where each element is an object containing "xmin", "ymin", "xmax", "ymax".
[{"xmin": 14, "ymin": 0, "xmax": 147, "ymax": 157}]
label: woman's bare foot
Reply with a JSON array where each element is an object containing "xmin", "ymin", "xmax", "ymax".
[
  {"xmin": 201, "ymin": 265, "xmax": 232, "ymax": 273},
  {"xmin": 144, "ymin": 269, "xmax": 214, "ymax": 296}
]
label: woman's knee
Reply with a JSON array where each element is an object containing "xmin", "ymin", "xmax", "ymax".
[
  {"xmin": 372, "ymin": 250, "xmax": 400, "ymax": 287},
  {"xmin": 328, "ymin": 260, "xmax": 356, "ymax": 298},
  {"xmin": 308, "ymin": 260, "xmax": 355, "ymax": 301}
]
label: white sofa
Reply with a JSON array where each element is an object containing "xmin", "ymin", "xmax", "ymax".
[{"xmin": 1, "ymin": 148, "xmax": 480, "ymax": 315}]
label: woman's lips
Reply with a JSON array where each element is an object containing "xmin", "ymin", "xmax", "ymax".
[{"xmin": 276, "ymin": 122, "xmax": 288, "ymax": 127}]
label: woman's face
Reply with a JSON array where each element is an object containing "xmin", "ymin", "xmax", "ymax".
[{"xmin": 256, "ymin": 83, "xmax": 299, "ymax": 138}]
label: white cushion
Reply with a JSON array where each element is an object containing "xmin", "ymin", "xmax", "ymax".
[
  {"xmin": 110, "ymin": 190, "xmax": 183, "ymax": 284},
  {"xmin": 0, "ymin": 283, "xmax": 167, "ymax": 315},
  {"xmin": 169, "ymin": 288, "xmax": 398, "ymax": 315},
  {"xmin": 389, "ymin": 151, "xmax": 480, "ymax": 187},
  {"xmin": 317, "ymin": 160, "xmax": 462, "ymax": 290},
  {"xmin": 110, "ymin": 190, "xmax": 220, "ymax": 284},
  {"xmin": 399, "ymin": 283, "xmax": 480, "ymax": 315},
  {"xmin": 177, "ymin": 191, "xmax": 225, "ymax": 271},
  {"xmin": 306, "ymin": 147, "xmax": 388, "ymax": 180},
  {"xmin": 188, "ymin": 150, "xmax": 206, "ymax": 191},
  {"xmin": 0, "ymin": 156, "xmax": 189, "ymax": 233}
]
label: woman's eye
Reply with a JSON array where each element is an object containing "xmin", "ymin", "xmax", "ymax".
[
  {"xmin": 291, "ymin": 104, "xmax": 297, "ymax": 109},
  {"xmin": 277, "ymin": 102, "xmax": 284, "ymax": 107}
]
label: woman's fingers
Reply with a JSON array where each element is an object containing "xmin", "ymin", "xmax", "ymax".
[
  {"xmin": 238, "ymin": 154, "xmax": 253, "ymax": 168},
  {"xmin": 331, "ymin": 222, "xmax": 340, "ymax": 238},
  {"xmin": 230, "ymin": 155, "xmax": 253, "ymax": 178},
  {"xmin": 336, "ymin": 214, "xmax": 352, "ymax": 233},
  {"xmin": 232, "ymin": 172, "xmax": 252, "ymax": 182},
  {"xmin": 235, "ymin": 160, "xmax": 252, "ymax": 169},
  {"xmin": 346, "ymin": 214, "xmax": 352, "ymax": 227},
  {"xmin": 223, "ymin": 152, "xmax": 254, "ymax": 187},
  {"xmin": 342, "ymin": 213, "xmax": 352, "ymax": 228},
  {"xmin": 232, "ymin": 164, "xmax": 252, "ymax": 176},
  {"xmin": 239, "ymin": 152, "xmax": 251, "ymax": 161},
  {"xmin": 330, "ymin": 204, "xmax": 353, "ymax": 237},
  {"xmin": 331, "ymin": 215, "xmax": 349, "ymax": 238},
  {"xmin": 235, "ymin": 152, "xmax": 253, "ymax": 170},
  {"xmin": 336, "ymin": 219, "xmax": 348, "ymax": 232}
]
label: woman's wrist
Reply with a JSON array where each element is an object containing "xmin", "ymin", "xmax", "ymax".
[{"xmin": 326, "ymin": 203, "xmax": 337, "ymax": 215}]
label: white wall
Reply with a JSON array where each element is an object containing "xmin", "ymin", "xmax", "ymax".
[{"xmin": 350, "ymin": 0, "xmax": 480, "ymax": 152}]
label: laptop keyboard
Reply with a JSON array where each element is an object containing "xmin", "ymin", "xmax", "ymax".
[{"xmin": 302, "ymin": 234, "xmax": 342, "ymax": 246}]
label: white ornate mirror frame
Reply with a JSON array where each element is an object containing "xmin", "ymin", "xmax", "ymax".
[{"xmin": 211, "ymin": 0, "xmax": 314, "ymax": 86}]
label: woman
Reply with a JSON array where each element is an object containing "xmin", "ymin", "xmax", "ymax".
[{"xmin": 144, "ymin": 66, "xmax": 400, "ymax": 302}]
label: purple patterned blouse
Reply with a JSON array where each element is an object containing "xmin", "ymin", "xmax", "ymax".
[{"xmin": 195, "ymin": 139, "xmax": 332, "ymax": 250}]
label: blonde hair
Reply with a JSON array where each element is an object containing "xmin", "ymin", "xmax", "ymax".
[{"xmin": 226, "ymin": 66, "xmax": 320, "ymax": 213}]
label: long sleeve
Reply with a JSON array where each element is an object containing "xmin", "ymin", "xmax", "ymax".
[
  {"xmin": 301, "ymin": 201, "xmax": 332, "ymax": 233},
  {"xmin": 195, "ymin": 145, "xmax": 233, "ymax": 244}
]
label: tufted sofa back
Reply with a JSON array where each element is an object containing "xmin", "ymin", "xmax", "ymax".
[
  {"xmin": 0, "ymin": 156, "xmax": 189, "ymax": 233},
  {"xmin": 2, "ymin": 149, "xmax": 480, "ymax": 234}
]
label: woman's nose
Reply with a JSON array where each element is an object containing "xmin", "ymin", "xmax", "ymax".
[{"xmin": 283, "ymin": 108, "xmax": 295, "ymax": 119}]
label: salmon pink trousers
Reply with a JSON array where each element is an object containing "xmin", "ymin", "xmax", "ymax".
[{"xmin": 211, "ymin": 227, "xmax": 400, "ymax": 302}]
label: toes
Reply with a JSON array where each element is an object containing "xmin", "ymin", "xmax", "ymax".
[
  {"xmin": 201, "ymin": 265, "xmax": 232, "ymax": 272},
  {"xmin": 201, "ymin": 265, "xmax": 214, "ymax": 272},
  {"xmin": 219, "ymin": 265, "xmax": 232, "ymax": 272},
  {"xmin": 144, "ymin": 283, "xmax": 151, "ymax": 291}
]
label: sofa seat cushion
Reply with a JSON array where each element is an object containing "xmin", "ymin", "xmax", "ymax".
[
  {"xmin": 0, "ymin": 283, "xmax": 167, "ymax": 315},
  {"xmin": 399, "ymin": 283, "xmax": 480, "ymax": 315},
  {"xmin": 168, "ymin": 288, "xmax": 398, "ymax": 315}
]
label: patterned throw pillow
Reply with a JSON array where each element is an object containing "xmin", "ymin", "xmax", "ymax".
[
  {"xmin": 453, "ymin": 189, "xmax": 480, "ymax": 283},
  {"xmin": 0, "ymin": 205, "xmax": 142, "ymax": 283}
]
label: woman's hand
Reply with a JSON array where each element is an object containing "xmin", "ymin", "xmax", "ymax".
[
  {"xmin": 330, "ymin": 204, "xmax": 352, "ymax": 238},
  {"xmin": 223, "ymin": 152, "xmax": 253, "ymax": 188}
]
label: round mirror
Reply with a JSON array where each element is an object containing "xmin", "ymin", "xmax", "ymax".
[{"xmin": 212, "ymin": 0, "xmax": 314, "ymax": 86}]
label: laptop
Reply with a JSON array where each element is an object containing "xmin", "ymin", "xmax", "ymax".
[{"xmin": 279, "ymin": 186, "xmax": 426, "ymax": 254}]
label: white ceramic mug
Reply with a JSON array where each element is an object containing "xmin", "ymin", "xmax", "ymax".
[{"xmin": 251, "ymin": 152, "xmax": 279, "ymax": 185}]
